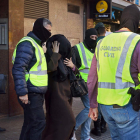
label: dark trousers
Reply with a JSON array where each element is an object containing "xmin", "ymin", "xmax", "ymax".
[{"xmin": 18, "ymin": 93, "xmax": 46, "ymax": 140}]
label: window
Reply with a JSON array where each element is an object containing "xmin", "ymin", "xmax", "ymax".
[
  {"xmin": 24, "ymin": 0, "xmax": 49, "ymax": 19},
  {"xmin": 0, "ymin": 24, "xmax": 7, "ymax": 45},
  {"xmin": 125, "ymin": 0, "xmax": 134, "ymax": 3},
  {"xmin": 135, "ymin": 0, "xmax": 139, "ymax": 5},
  {"xmin": 68, "ymin": 4, "xmax": 80, "ymax": 14}
]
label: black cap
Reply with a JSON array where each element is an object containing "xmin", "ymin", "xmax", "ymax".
[{"xmin": 95, "ymin": 22, "xmax": 105, "ymax": 30}]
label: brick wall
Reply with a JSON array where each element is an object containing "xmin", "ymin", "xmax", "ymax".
[
  {"xmin": 8, "ymin": 0, "xmax": 24, "ymax": 116},
  {"xmin": 87, "ymin": 19, "xmax": 94, "ymax": 29},
  {"xmin": 24, "ymin": 0, "xmax": 84, "ymax": 46}
]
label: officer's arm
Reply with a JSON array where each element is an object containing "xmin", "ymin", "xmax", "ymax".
[
  {"xmin": 87, "ymin": 54, "xmax": 98, "ymax": 120},
  {"xmin": 12, "ymin": 41, "xmax": 34, "ymax": 96},
  {"xmin": 87, "ymin": 54, "xmax": 98, "ymax": 108},
  {"xmin": 129, "ymin": 41, "xmax": 140, "ymax": 111},
  {"xmin": 88, "ymin": 108, "xmax": 98, "ymax": 121}
]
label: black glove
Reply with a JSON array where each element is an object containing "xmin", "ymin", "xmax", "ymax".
[
  {"xmin": 128, "ymin": 87, "xmax": 137, "ymax": 97},
  {"xmin": 128, "ymin": 87, "xmax": 140, "ymax": 112}
]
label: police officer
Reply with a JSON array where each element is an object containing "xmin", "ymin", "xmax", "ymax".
[
  {"xmin": 71, "ymin": 28, "xmax": 98, "ymax": 140},
  {"xmin": 12, "ymin": 18, "xmax": 52, "ymax": 140},
  {"xmin": 88, "ymin": 5, "xmax": 140, "ymax": 140},
  {"xmin": 90, "ymin": 22, "xmax": 107, "ymax": 136}
]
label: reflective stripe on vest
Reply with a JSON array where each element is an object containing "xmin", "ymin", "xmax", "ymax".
[
  {"xmin": 96, "ymin": 40, "xmax": 102, "ymax": 71},
  {"xmin": 12, "ymin": 37, "xmax": 47, "ymax": 76},
  {"xmin": 79, "ymin": 43, "xmax": 89, "ymax": 72},
  {"xmin": 79, "ymin": 69, "xmax": 89, "ymax": 73},
  {"xmin": 97, "ymin": 33, "xmax": 137, "ymax": 89}
]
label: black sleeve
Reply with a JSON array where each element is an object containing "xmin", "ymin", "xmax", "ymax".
[
  {"xmin": 12, "ymin": 41, "xmax": 34, "ymax": 96},
  {"xmin": 72, "ymin": 46, "xmax": 81, "ymax": 69}
]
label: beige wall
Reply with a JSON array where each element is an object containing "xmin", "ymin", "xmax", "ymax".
[
  {"xmin": 24, "ymin": 0, "xmax": 84, "ymax": 47},
  {"xmin": 87, "ymin": 19, "xmax": 94, "ymax": 29}
]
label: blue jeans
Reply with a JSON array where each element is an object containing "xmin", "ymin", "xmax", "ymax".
[
  {"xmin": 75, "ymin": 94, "xmax": 92, "ymax": 140},
  {"xmin": 100, "ymin": 102, "xmax": 140, "ymax": 140},
  {"xmin": 98, "ymin": 105, "xmax": 102, "ymax": 119},
  {"xmin": 18, "ymin": 93, "xmax": 46, "ymax": 140}
]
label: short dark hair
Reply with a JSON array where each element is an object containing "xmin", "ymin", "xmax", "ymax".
[
  {"xmin": 97, "ymin": 27, "xmax": 106, "ymax": 36},
  {"xmin": 43, "ymin": 18, "xmax": 52, "ymax": 27}
]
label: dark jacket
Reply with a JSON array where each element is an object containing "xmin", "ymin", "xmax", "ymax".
[
  {"xmin": 12, "ymin": 31, "xmax": 47, "ymax": 96},
  {"xmin": 72, "ymin": 41, "xmax": 95, "ymax": 69},
  {"xmin": 96, "ymin": 36, "xmax": 105, "ymax": 42}
]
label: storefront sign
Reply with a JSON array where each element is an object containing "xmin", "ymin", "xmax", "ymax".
[
  {"xmin": 90, "ymin": 0, "xmax": 112, "ymax": 19},
  {"xmin": 135, "ymin": 0, "xmax": 139, "ymax": 5}
]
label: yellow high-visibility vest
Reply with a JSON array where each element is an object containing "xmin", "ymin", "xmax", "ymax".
[
  {"xmin": 76, "ymin": 43, "xmax": 94, "ymax": 82},
  {"xmin": 96, "ymin": 32, "xmax": 140, "ymax": 106},
  {"xmin": 12, "ymin": 36, "xmax": 48, "ymax": 87}
]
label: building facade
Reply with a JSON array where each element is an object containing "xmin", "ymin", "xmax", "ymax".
[
  {"xmin": 87, "ymin": 0, "xmax": 140, "ymax": 32},
  {"xmin": 0, "ymin": 0, "xmax": 84, "ymax": 117},
  {"xmin": 0, "ymin": 0, "xmax": 140, "ymax": 117}
]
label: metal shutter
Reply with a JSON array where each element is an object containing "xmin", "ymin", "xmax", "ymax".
[{"xmin": 24, "ymin": 0, "xmax": 49, "ymax": 19}]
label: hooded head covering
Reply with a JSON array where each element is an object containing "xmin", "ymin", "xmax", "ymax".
[
  {"xmin": 32, "ymin": 18, "xmax": 51, "ymax": 43},
  {"xmin": 46, "ymin": 34, "xmax": 71, "ymax": 62},
  {"xmin": 46, "ymin": 34, "xmax": 73, "ymax": 82},
  {"xmin": 84, "ymin": 28, "xmax": 98, "ymax": 50},
  {"xmin": 120, "ymin": 4, "xmax": 140, "ymax": 32}
]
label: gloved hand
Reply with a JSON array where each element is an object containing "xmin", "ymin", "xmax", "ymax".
[
  {"xmin": 128, "ymin": 88, "xmax": 140, "ymax": 112},
  {"xmin": 128, "ymin": 87, "xmax": 137, "ymax": 97}
]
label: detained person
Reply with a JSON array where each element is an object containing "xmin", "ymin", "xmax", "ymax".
[{"xmin": 42, "ymin": 35, "xmax": 77, "ymax": 140}]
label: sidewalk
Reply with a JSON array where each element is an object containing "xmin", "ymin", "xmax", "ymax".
[
  {"xmin": 0, "ymin": 98, "xmax": 111, "ymax": 140},
  {"xmin": 73, "ymin": 98, "xmax": 111, "ymax": 140}
]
